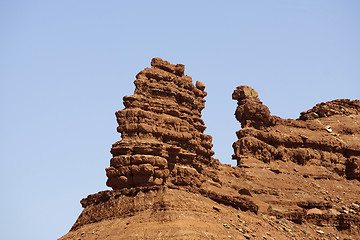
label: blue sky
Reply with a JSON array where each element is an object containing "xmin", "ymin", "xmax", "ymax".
[{"xmin": 1, "ymin": 1, "xmax": 359, "ymax": 239}]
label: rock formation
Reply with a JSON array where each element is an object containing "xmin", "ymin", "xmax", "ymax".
[
  {"xmin": 60, "ymin": 61, "xmax": 360, "ymax": 240},
  {"xmin": 106, "ymin": 57, "xmax": 217, "ymax": 190},
  {"xmin": 232, "ymin": 85, "xmax": 360, "ymax": 181},
  {"xmin": 63, "ymin": 58, "xmax": 259, "ymax": 236},
  {"xmin": 230, "ymin": 85, "xmax": 360, "ymax": 237}
]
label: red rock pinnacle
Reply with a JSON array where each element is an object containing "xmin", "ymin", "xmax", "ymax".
[{"xmin": 106, "ymin": 57, "xmax": 216, "ymax": 190}]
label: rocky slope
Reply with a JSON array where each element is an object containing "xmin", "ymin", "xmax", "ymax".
[{"xmin": 60, "ymin": 59, "xmax": 360, "ymax": 240}]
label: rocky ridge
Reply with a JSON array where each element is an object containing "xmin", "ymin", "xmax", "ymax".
[
  {"xmin": 60, "ymin": 59, "xmax": 360, "ymax": 240},
  {"xmin": 232, "ymin": 85, "xmax": 360, "ymax": 181}
]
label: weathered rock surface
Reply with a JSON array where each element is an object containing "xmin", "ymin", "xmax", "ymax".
[
  {"xmin": 106, "ymin": 57, "xmax": 218, "ymax": 190},
  {"xmin": 300, "ymin": 99, "xmax": 360, "ymax": 120},
  {"xmin": 232, "ymin": 85, "xmax": 360, "ymax": 181},
  {"xmin": 60, "ymin": 61, "xmax": 360, "ymax": 240}
]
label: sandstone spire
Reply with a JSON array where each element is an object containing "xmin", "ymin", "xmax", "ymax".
[{"xmin": 105, "ymin": 57, "xmax": 215, "ymax": 190}]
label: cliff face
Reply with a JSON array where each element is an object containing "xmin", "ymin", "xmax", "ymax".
[{"xmin": 60, "ymin": 59, "xmax": 360, "ymax": 240}]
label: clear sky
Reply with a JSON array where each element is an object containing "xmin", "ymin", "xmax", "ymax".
[{"xmin": 1, "ymin": 1, "xmax": 359, "ymax": 239}]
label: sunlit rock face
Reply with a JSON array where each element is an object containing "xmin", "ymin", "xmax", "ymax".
[
  {"xmin": 232, "ymin": 85, "xmax": 360, "ymax": 181},
  {"xmin": 106, "ymin": 57, "xmax": 216, "ymax": 190}
]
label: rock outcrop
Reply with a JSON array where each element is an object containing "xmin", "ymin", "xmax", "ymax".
[
  {"xmin": 65, "ymin": 59, "xmax": 259, "ymax": 235},
  {"xmin": 232, "ymin": 85, "xmax": 360, "ymax": 181},
  {"xmin": 106, "ymin": 57, "xmax": 217, "ymax": 190},
  {"xmin": 60, "ymin": 62, "xmax": 360, "ymax": 240},
  {"xmin": 229, "ymin": 85, "xmax": 360, "ymax": 237}
]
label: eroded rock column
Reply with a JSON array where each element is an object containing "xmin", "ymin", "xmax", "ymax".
[{"xmin": 106, "ymin": 58, "xmax": 215, "ymax": 190}]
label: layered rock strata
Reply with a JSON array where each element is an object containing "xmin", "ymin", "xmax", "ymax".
[
  {"xmin": 105, "ymin": 58, "xmax": 216, "ymax": 190},
  {"xmin": 232, "ymin": 85, "xmax": 360, "ymax": 181},
  {"xmin": 61, "ymin": 77, "xmax": 360, "ymax": 240}
]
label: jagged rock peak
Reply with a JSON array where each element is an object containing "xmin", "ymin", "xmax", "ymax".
[{"xmin": 106, "ymin": 57, "xmax": 217, "ymax": 190}]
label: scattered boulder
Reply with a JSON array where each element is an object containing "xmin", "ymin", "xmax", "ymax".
[
  {"xmin": 328, "ymin": 209, "xmax": 341, "ymax": 216},
  {"xmin": 307, "ymin": 208, "xmax": 323, "ymax": 215},
  {"xmin": 238, "ymin": 188, "xmax": 252, "ymax": 196}
]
